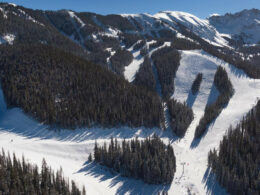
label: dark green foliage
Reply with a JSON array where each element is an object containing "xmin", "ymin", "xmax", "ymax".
[
  {"xmin": 158, "ymin": 29, "xmax": 176, "ymax": 39},
  {"xmin": 208, "ymin": 101, "xmax": 260, "ymax": 195},
  {"xmin": 88, "ymin": 153, "xmax": 92, "ymax": 162},
  {"xmin": 94, "ymin": 135, "xmax": 176, "ymax": 184},
  {"xmin": 122, "ymin": 34, "xmax": 143, "ymax": 48},
  {"xmin": 195, "ymin": 67, "xmax": 234, "ymax": 139},
  {"xmin": 191, "ymin": 73, "xmax": 203, "ymax": 95},
  {"xmin": 140, "ymin": 46, "xmax": 149, "ymax": 56},
  {"xmin": 167, "ymin": 99, "xmax": 194, "ymax": 137},
  {"xmin": 95, "ymin": 14, "xmax": 136, "ymax": 31},
  {"xmin": 134, "ymin": 57, "xmax": 156, "ymax": 92},
  {"xmin": 0, "ymin": 4, "xmax": 86, "ymax": 59},
  {"xmin": 151, "ymin": 47, "xmax": 181, "ymax": 99},
  {"xmin": 171, "ymin": 37, "xmax": 201, "ymax": 51},
  {"xmin": 0, "ymin": 150, "xmax": 84, "ymax": 195},
  {"xmin": 110, "ymin": 48, "xmax": 133, "ymax": 74},
  {"xmin": 0, "ymin": 44, "xmax": 164, "ymax": 129}
]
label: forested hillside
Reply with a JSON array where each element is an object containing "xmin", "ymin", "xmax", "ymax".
[
  {"xmin": 0, "ymin": 44, "xmax": 164, "ymax": 129},
  {"xmin": 151, "ymin": 46, "xmax": 181, "ymax": 99},
  {"xmin": 208, "ymin": 100, "xmax": 260, "ymax": 195},
  {"xmin": 0, "ymin": 150, "xmax": 84, "ymax": 195}
]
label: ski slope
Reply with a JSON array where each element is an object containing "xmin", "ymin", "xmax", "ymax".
[{"xmin": 0, "ymin": 50, "xmax": 260, "ymax": 195}]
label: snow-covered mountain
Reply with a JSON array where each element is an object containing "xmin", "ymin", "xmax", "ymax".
[
  {"xmin": 0, "ymin": 3, "xmax": 260, "ymax": 195},
  {"xmin": 154, "ymin": 11, "xmax": 230, "ymax": 47},
  {"xmin": 209, "ymin": 9, "xmax": 260, "ymax": 44}
]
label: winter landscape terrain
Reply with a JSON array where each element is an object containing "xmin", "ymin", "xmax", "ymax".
[{"xmin": 0, "ymin": 2, "xmax": 259, "ymax": 195}]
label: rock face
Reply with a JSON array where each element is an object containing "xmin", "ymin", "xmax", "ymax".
[{"xmin": 209, "ymin": 9, "xmax": 260, "ymax": 44}]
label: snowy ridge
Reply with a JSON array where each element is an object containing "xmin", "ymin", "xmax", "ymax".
[
  {"xmin": 209, "ymin": 9, "xmax": 260, "ymax": 44},
  {"xmin": 154, "ymin": 11, "xmax": 230, "ymax": 48}
]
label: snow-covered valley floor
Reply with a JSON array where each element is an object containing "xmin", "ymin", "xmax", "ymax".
[{"xmin": 0, "ymin": 50, "xmax": 260, "ymax": 195}]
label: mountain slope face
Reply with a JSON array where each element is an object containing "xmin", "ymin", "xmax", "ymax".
[
  {"xmin": 0, "ymin": 3, "xmax": 260, "ymax": 195},
  {"xmin": 209, "ymin": 9, "xmax": 260, "ymax": 44},
  {"xmin": 0, "ymin": 3, "xmax": 259, "ymax": 78}
]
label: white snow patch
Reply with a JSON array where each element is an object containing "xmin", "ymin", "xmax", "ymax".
[
  {"xmin": 17, "ymin": 9, "xmax": 44, "ymax": 26},
  {"xmin": 209, "ymin": 13, "xmax": 220, "ymax": 17},
  {"xmin": 0, "ymin": 7, "xmax": 8, "ymax": 19},
  {"xmin": 8, "ymin": 3, "xmax": 17, "ymax": 7},
  {"xmin": 68, "ymin": 11, "xmax": 86, "ymax": 28},
  {"xmin": 255, "ymin": 19, "xmax": 260, "ymax": 24},
  {"xmin": 0, "ymin": 34, "xmax": 15, "ymax": 45}
]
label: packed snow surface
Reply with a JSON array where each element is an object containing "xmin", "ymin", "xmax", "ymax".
[{"xmin": 1, "ymin": 49, "xmax": 260, "ymax": 194}]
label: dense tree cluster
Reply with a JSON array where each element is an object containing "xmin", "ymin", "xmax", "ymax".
[
  {"xmin": 171, "ymin": 37, "xmax": 201, "ymax": 51},
  {"xmin": 0, "ymin": 150, "xmax": 84, "ymax": 195},
  {"xmin": 151, "ymin": 47, "xmax": 181, "ymax": 99},
  {"xmin": 93, "ymin": 135, "xmax": 176, "ymax": 184},
  {"xmin": 0, "ymin": 44, "xmax": 164, "ymax": 129},
  {"xmin": 191, "ymin": 73, "xmax": 203, "ymax": 95},
  {"xmin": 134, "ymin": 57, "xmax": 156, "ymax": 92},
  {"xmin": 121, "ymin": 34, "xmax": 143, "ymax": 48},
  {"xmin": 140, "ymin": 46, "xmax": 149, "ymax": 56},
  {"xmin": 195, "ymin": 67, "xmax": 234, "ymax": 139},
  {"xmin": 110, "ymin": 48, "xmax": 133, "ymax": 74},
  {"xmin": 167, "ymin": 99, "xmax": 194, "ymax": 137},
  {"xmin": 208, "ymin": 100, "xmax": 260, "ymax": 195}
]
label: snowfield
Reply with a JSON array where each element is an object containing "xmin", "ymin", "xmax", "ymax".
[{"xmin": 1, "ymin": 49, "xmax": 260, "ymax": 194}]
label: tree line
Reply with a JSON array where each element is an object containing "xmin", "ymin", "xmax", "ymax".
[
  {"xmin": 208, "ymin": 100, "xmax": 260, "ymax": 195},
  {"xmin": 167, "ymin": 99, "xmax": 194, "ymax": 137},
  {"xmin": 0, "ymin": 150, "xmax": 84, "ymax": 195},
  {"xmin": 151, "ymin": 46, "xmax": 181, "ymax": 99},
  {"xmin": 93, "ymin": 135, "xmax": 176, "ymax": 184},
  {"xmin": 195, "ymin": 67, "xmax": 234, "ymax": 139}
]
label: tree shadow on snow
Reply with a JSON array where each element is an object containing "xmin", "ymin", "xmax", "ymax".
[
  {"xmin": 0, "ymin": 106, "xmax": 176, "ymax": 143},
  {"xmin": 77, "ymin": 161, "xmax": 170, "ymax": 195},
  {"xmin": 202, "ymin": 167, "xmax": 228, "ymax": 195},
  {"xmin": 186, "ymin": 90, "xmax": 198, "ymax": 108},
  {"xmin": 190, "ymin": 116, "xmax": 218, "ymax": 149},
  {"xmin": 227, "ymin": 63, "xmax": 247, "ymax": 79}
]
